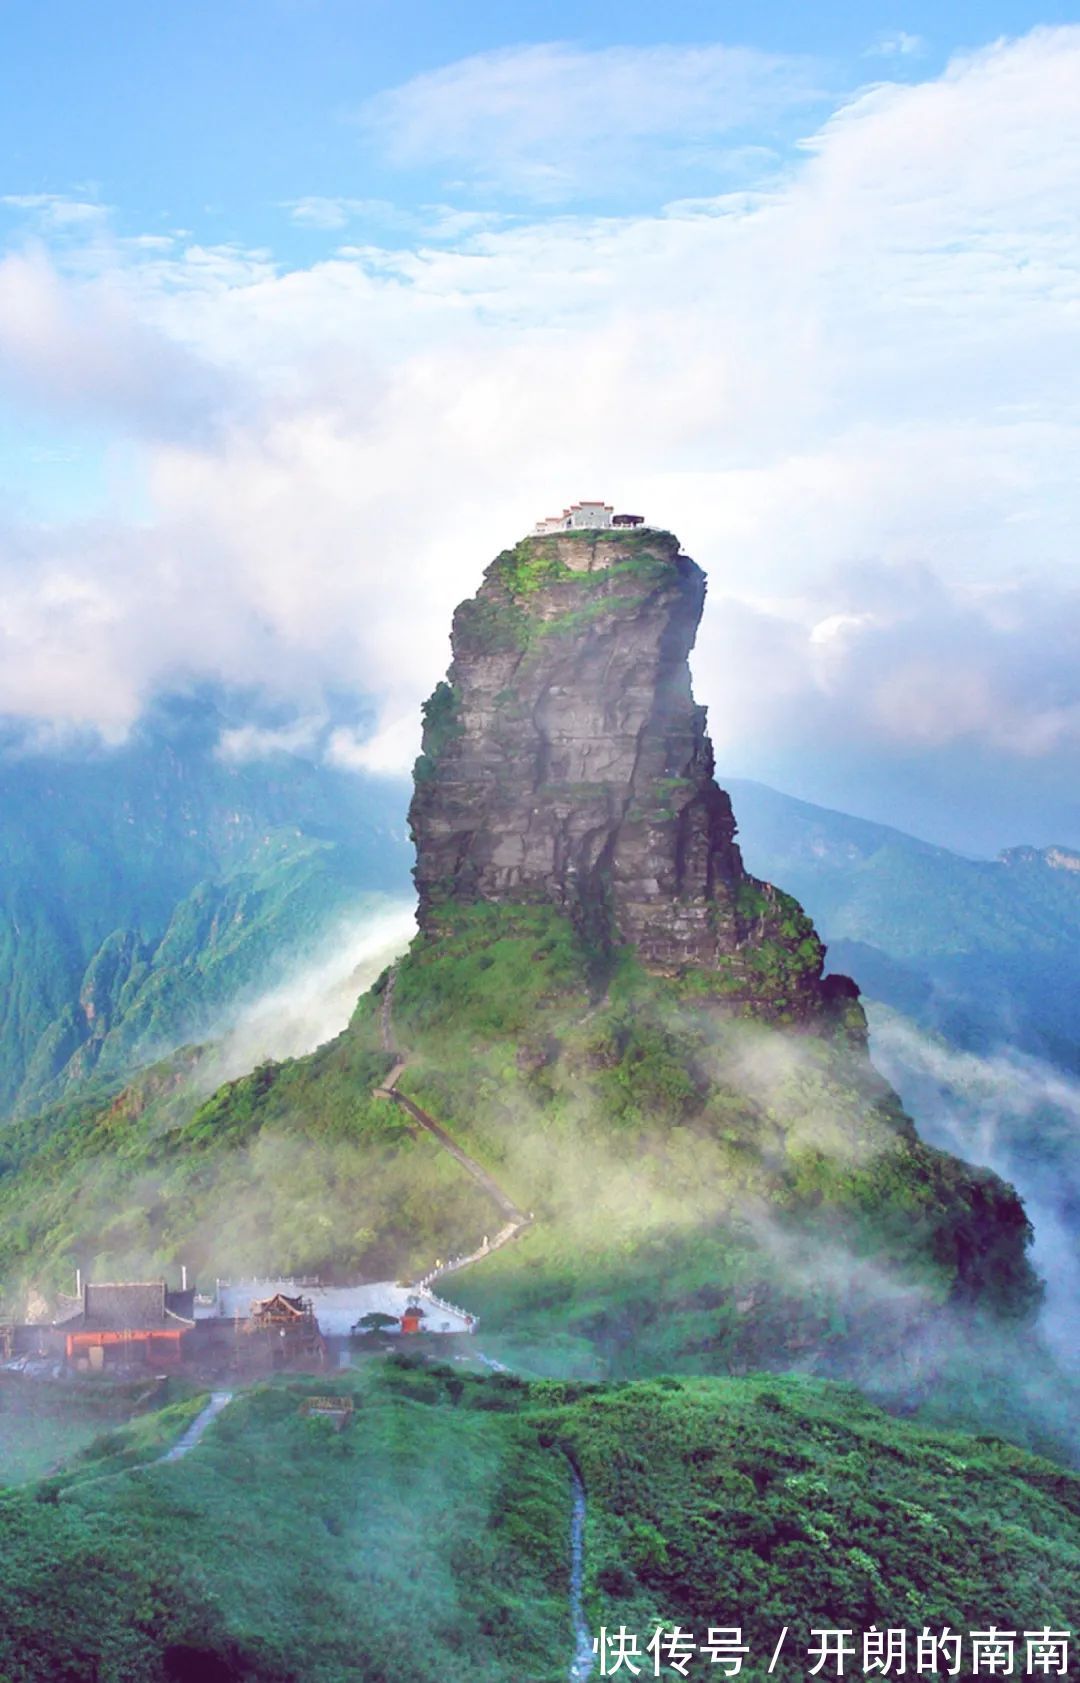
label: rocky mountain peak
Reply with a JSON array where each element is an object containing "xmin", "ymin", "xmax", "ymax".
[
  {"xmin": 1000, "ymin": 843, "xmax": 1080, "ymax": 874},
  {"xmin": 408, "ymin": 527, "xmax": 859, "ymax": 1025}
]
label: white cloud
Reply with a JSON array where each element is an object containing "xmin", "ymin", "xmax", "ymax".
[
  {"xmin": 697, "ymin": 566, "xmax": 1080, "ymax": 767},
  {"xmin": 357, "ymin": 41, "xmax": 823, "ymax": 200},
  {"xmin": 866, "ymin": 32, "xmax": 925, "ymax": 59},
  {"xmin": 326, "ymin": 716, "xmax": 421, "ymax": 777},
  {"xmin": 206, "ymin": 900, "xmax": 416, "ymax": 1082},
  {"xmin": 0, "ymin": 27, "xmax": 1079, "ymax": 828},
  {"xmin": 285, "ymin": 196, "xmax": 408, "ymax": 231},
  {"xmin": 2, "ymin": 194, "xmax": 108, "ymax": 231},
  {"xmin": 283, "ymin": 197, "xmax": 507, "ymax": 242},
  {"xmin": 870, "ymin": 1011, "xmax": 1080, "ymax": 1366},
  {"xmin": 0, "ymin": 246, "xmax": 230, "ymax": 437},
  {"xmin": 216, "ymin": 716, "xmax": 326, "ymax": 762}
]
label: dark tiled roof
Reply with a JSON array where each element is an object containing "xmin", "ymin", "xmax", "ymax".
[
  {"xmin": 168, "ymin": 1289, "xmax": 195, "ymax": 1322},
  {"xmin": 80, "ymin": 1282, "xmax": 194, "ymax": 1332}
]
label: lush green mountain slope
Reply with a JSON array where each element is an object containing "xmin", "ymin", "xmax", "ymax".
[
  {"xmin": 382, "ymin": 908, "xmax": 1036, "ymax": 1383},
  {"xmin": 0, "ymin": 536, "xmax": 1047, "ymax": 1419},
  {"xmin": 0, "ymin": 1361, "xmax": 1076, "ymax": 1683},
  {"xmin": 1, "ymin": 531, "xmax": 1076, "ymax": 1679},
  {"xmin": 727, "ymin": 777, "xmax": 1080, "ymax": 1070},
  {"xmin": 0, "ymin": 900, "xmax": 1041, "ymax": 1417},
  {"xmin": 728, "ymin": 778, "xmax": 1080, "ymax": 1366},
  {"xmin": 0, "ymin": 697, "xmax": 412, "ymax": 1117}
]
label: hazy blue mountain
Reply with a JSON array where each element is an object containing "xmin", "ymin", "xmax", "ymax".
[
  {"xmin": 0, "ymin": 696, "xmax": 412, "ymax": 1117},
  {"xmin": 727, "ymin": 776, "xmax": 1080, "ymax": 1072}
]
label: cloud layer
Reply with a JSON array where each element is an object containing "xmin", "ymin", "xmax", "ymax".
[
  {"xmin": 357, "ymin": 41, "xmax": 823, "ymax": 200},
  {"xmin": 1, "ymin": 29, "xmax": 1080, "ymax": 846}
]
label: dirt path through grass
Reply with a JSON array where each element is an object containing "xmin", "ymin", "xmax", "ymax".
[
  {"xmin": 375, "ymin": 965, "xmax": 531, "ymax": 1258},
  {"xmin": 159, "ymin": 1391, "xmax": 234, "ymax": 1463}
]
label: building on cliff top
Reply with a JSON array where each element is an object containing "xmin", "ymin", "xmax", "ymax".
[{"xmin": 533, "ymin": 501, "xmax": 645, "ymax": 535}]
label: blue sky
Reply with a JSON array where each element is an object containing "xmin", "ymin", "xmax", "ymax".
[
  {"xmin": 3, "ymin": 0, "xmax": 1072, "ymax": 249},
  {"xmin": 2, "ymin": 3, "xmax": 1080, "ymax": 852}
]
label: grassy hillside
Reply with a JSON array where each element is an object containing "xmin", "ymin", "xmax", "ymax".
[
  {"xmin": 0, "ymin": 695, "xmax": 411, "ymax": 1118},
  {"xmin": 384, "ymin": 907, "xmax": 1037, "ymax": 1345},
  {"xmin": 0, "ymin": 1374, "xmax": 166, "ymax": 1486},
  {"xmin": 0, "ymin": 904, "xmax": 1045, "ymax": 1430},
  {"xmin": 0, "ymin": 1024, "xmax": 493, "ymax": 1301},
  {"xmin": 556, "ymin": 1369, "xmax": 1079, "ymax": 1678},
  {"xmin": 0, "ymin": 1360, "xmax": 1075, "ymax": 1682}
]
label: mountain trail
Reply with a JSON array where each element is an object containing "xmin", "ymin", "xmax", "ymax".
[
  {"xmin": 373, "ymin": 967, "xmax": 532, "ymax": 1285},
  {"xmin": 159, "ymin": 1391, "xmax": 234, "ymax": 1463}
]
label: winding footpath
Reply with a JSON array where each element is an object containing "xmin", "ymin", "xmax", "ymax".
[{"xmin": 374, "ymin": 968, "xmax": 531, "ymax": 1278}]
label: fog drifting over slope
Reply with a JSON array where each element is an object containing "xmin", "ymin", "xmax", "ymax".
[
  {"xmin": 202, "ymin": 899, "xmax": 417, "ymax": 1090},
  {"xmin": 869, "ymin": 1007, "xmax": 1080, "ymax": 1371}
]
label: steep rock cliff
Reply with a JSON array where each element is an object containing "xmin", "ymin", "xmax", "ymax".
[
  {"xmin": 410, "ymin": 528, "xmax": 856, "ymax": 1024},
  {"xmin": 0, "ymin": 530, "xmax": 1039, "ymax": 1344}
]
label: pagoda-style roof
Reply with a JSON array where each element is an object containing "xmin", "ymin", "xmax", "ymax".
[{"xmin": 251, "ymin": 1292, "xmax": 311, "ymax": 1320}]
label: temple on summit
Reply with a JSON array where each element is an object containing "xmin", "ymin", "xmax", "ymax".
[{"xmin": 533, "ymin": 501, "xmax": 644, "ymax": 534}]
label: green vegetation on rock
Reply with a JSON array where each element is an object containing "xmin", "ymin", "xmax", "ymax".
[
  {"xmin": 728, "ymin": 778, "xmax": 1080, "ymax": 1343},
  {"xmin": 414, "ymin": 680, "xmax": 465, "ymax": 784},
  {"xmin": 383, "ymin": 907, "xmax": 1042, "ymax": 1397}
]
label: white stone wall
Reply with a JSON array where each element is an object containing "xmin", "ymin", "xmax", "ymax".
[
  {"xmin": 213, "ymin": 1278, "xmax": 475, "ymax": 1335},
  {"xmin": 567, "ymin": 504, "xmax": 613, "ymax": 529},
  {"xmin": 534, "ymin": 503, "xmax": 614, "ymax": 534}
]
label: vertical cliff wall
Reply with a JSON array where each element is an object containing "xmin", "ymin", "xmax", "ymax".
[{"xmin": 409, "ymin": 528, "xmax": 857, "ymax": 1022}]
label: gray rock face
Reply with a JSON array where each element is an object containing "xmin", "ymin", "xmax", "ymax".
[{"xmin": 409, "ymin": 528, "xmax": 854, "ymax": 1020}]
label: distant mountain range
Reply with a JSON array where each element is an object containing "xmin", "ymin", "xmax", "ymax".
[
  {"xmin": 728, "ymin": 777, "xmax": 1080, "ymax": 1072},
  {"xmin": 0, "ymin": 696, "xmax": 412, "ymax": 1118}
]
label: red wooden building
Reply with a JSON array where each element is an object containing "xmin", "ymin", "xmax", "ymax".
[
  {"xmin": 244, "ymin": 1292, "xmax": 324, "ymax": 1368},
  {"xmin": 64, "ymin": 1281, "xmax": 196, "ymax": 1371}
]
